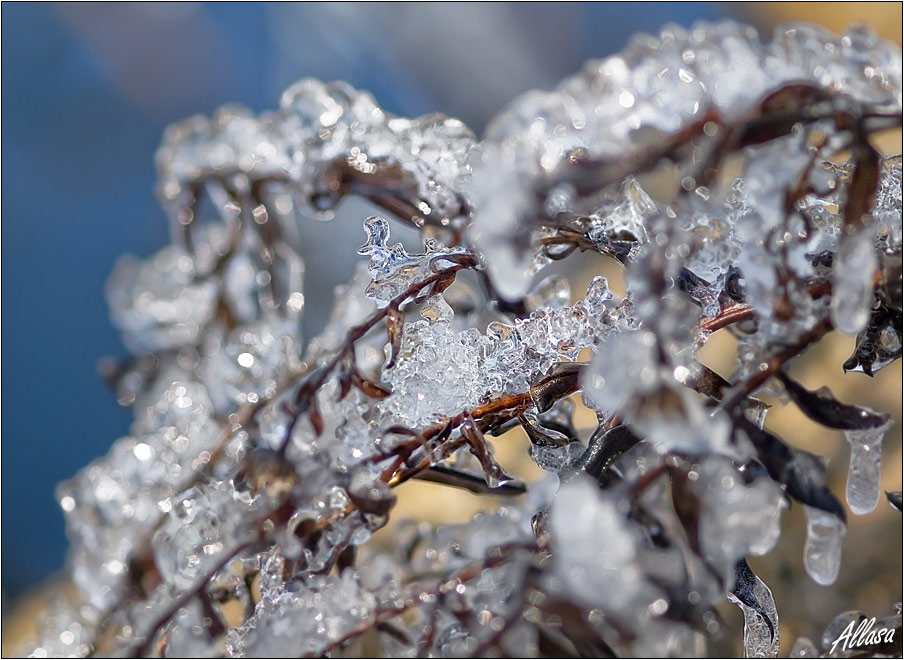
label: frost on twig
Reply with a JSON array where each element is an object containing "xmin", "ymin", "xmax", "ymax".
[{"xmin": 28, "ymin": 19, "xmax": 902, "ymax": 659}]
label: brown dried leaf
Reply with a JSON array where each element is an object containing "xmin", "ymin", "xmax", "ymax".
[
  {"xmin": 352, "ymin": 369, "xmax": 392, "ymax": 399},
  {"xmin": 531, "ymin": 362, "xmax": 582, "ymax": 413},
  {"xmin": 385, "ymin": 306, "xmax": 405, "ymax": 370},
  {"xmin": 337, "ymin": 360, "xmax": 354, "ymax": 401},
  {"xmin": 459, "ymin": 416, "xmax": 515, "ymax": 488},
  {"xmin": 309, "ymin": 394, "xmax": 324, "ymax": 437}
]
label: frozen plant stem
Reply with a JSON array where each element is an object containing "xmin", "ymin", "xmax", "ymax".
[{"xmin": 29, "ymin": 19, "xmax": 902, "ymax": 660}]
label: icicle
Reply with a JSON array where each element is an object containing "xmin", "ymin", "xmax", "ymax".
[
  {"xmin": 803, "ymin": 506, "xmax": 846, "ymax": 585},
  {"xmin": 844, "ymin": 417, "xmax": 892, "ymax": 515},
  {"xmin": 729, "ymin": 561, "xmax": 780, "ymax": 658}
]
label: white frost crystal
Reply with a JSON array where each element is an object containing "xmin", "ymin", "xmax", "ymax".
[
  {"xmin": 379, "ymin": 276, "xmax": 618, "ymax": 427},
  {"xmin": 226, "ymin": 571, "xmax": 378, "ymax": 658},
  {"xmin": 380, "ymin": 296, "xmax": 485, "ymax": 426}
]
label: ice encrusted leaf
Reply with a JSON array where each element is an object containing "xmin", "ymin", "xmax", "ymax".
[
  {"xmin": 777, "ymin": 373, "xmax": 890, "ymax": 430},
  {"xmin": 843, "ymin": 297, "xmax": 903, "ymax": 376},
  {"xmin": 734, "ymin": 416, "xmax": 846, "ymax": 523},
  {"xmin": 729, "ymin": 559, "xmax": 779, "ymax": 659},
  {"xmin": 520, "ymin": 414, "xmax": 583, "ymax": 474},
  {"xmin": 460, "ymin": 417, "xmax": 516, "ymax": 489},
  {"xmin": 566, "ymin": 424, "xmax": 641, "ymax": 485},
  {"xmin": 774, "ymin": 375, "xmax": 894, "ymax": 516}
]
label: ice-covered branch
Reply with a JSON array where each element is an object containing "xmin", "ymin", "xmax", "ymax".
[{"xmin": 27, "ymin": 18, "xmax": 902, "ymax": 660}]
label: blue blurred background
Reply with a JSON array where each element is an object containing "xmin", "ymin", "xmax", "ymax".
[{"xmin": 4, "ymin": 2, "xmax": 896, "ymax": 608}]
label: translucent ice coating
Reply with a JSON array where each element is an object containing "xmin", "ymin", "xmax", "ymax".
[
  {"xmin": 152, "ymin": 480, "xmax": 260, "ymax": 592},
  {"xmin": 226, "ymin": 570, "xmax": 378, "ymax": 658},
  {"xmin": 803, "ymin": 505, "xmax": 847, "ymax": 585},
  {"xmin": 735, "ymin": 590, "xmax": 779, "ymax": 659},
  {"xmin": 832, "ymin": 227, "xmax": 880, "ymax": 335},
  {"xmin": 467, "ymin": 21, "xmax": 902, "ymax": 298},
  {"xmin": 728, "ymin": 568, "xmax": 780, "ymax": 659},
  {"xmin": 548, "ymin": 477, "xmax": 665, "ymax": 617},
  {"xmin": 26, "ymin": 18, "xmax": 903, "ymax": 660},
  {"xmin": 156, "ymin": 80, "xmax": 476, "ymax": 223},
  {"xmin": 379, "ymin": 276, "xmax": 619, "ymax": 427},
  {"xmin": 691, "ymin": 458, "xmax": 785, "ymax": 583},
  {"xmin": 845, "ymin": 416, "xmax": 892, "ymax": 515},
  {"xmin": 357, "ymin": 215, "xmax": 471, "ymax": 306}
]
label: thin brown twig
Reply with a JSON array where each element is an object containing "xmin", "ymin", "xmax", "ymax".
[
  {"xmin": 277, "ymin": 254, "xmax": 477, "ymax": 454},
  {"xmin": 719, "ymin": 320, "xmax": 833, "ymax": 415},
  {"xmin": 126, "ymin": 540, "xmax": 254, "ymax": 657}
]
